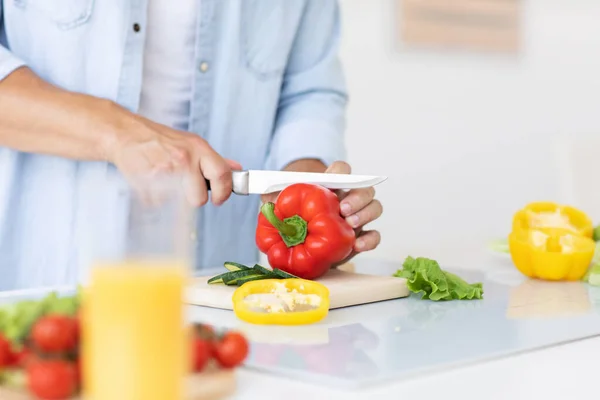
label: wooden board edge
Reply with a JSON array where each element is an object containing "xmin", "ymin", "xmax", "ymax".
[{"xmin": 0, "ymin": 368, "xmax": 236, "ymax": 400}]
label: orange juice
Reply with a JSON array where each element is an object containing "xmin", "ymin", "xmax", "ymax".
[{"xmin": 82, "ymin": 260, "xmax": 188, "ymax": 400}]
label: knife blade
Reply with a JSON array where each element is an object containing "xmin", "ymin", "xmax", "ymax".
[{"xmin": 205, "ymin": 170, "xmax": 387, "ymax": 195}]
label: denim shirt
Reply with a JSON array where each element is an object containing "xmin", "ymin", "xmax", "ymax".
[{"xmin": 0, "ymin": 0, "xmax": 347, "ymax": 290}]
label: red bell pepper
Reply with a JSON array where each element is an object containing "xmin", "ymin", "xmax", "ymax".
[{"xmin": 255, "ymin": 183, "xmax": 356, "ymax": 280}]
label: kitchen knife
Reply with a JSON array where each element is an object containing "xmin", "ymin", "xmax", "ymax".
[{"xmin": 205, "ymin": 170, "xmax": 387, "ymax": 195}]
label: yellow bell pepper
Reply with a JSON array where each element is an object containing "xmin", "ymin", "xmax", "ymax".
[
  {"xmin": 508, "ymin": 227, "xmax": 595, "ymax": 281},
  {"xmin": 512, "ymin": 202, "xmax": 593, "ymax": 238},
  {"xmin": 232, "ymin": 279, "xmax": 330, "ymax": 325}
]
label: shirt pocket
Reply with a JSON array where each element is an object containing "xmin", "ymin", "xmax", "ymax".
[
  {"xmin": 13, "ymin": 0, "xmax": 95, "ymax": 30},
  {"xmin": 240, "ymin": 0, "xmax": 300, "ymax": 80}
]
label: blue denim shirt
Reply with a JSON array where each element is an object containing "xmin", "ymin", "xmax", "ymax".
[{"xmin": 0, "ymin": 0, "xmax": 347, "ymax": 290}]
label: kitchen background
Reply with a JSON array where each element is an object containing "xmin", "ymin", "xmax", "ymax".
[{"xmin": 335, "ymin": 0, "xmax": 600, "ymax": 266}]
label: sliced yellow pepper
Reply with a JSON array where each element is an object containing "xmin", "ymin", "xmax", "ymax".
[
  {"xmin": 508, "ymin": 227, "xmax": 595, "ymax": 281},
  {"xmin": 512, "ymin": 202, "xmax": 593, "ymax": 238},
  {"xmin": 232, "ymin": 279, "xmax": 330, "ymax": 325}
]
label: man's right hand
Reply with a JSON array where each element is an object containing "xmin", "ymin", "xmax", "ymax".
[
  {"xmin": 0, "ymin": 67, "xmax": 237, "ymax": 207},
  {"xmin": 105, "ymin": 110, "xmax": 239, "ymax": 207}
]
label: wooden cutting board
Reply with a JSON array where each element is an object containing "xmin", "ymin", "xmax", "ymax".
[
  {"xmin": 185, "ymin": 265, "xmax": 409, "ymax": 310},
  {"xmin": 0, "ymin": 367, "xmax": 234, "ymax": 400}
]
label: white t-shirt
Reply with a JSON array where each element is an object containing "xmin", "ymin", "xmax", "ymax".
[{"xmin": 138, "ymin": 0, "xmax": 198, "ymax": 131}]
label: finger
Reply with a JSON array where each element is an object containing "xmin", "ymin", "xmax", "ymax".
[
  {"xmin": 339, "ymin": 187, "xmax": 376, "ymax": 217},
  {"xmin": 346, "ymin": 199, "xmax": 383, "ymax": 229},
  {"xmin": 167, "ymin": 147, "xmax": 207, "ymax": 207},
  {"xmin": 182, "ymin": 165, "xmax": 208, "ymax": 207},
  {"xmin": 196, "ymin": 143, "xmax": 233, "ymax": 206},
  {"xmin": 325, "ymin": 160, "xmax": 351, "ymax": 174},
  {"xmin": 146, "ymin": 162, "xmax": 176, "ymax": 207},
  {"xmin": 354, "ymin": 230, "xmax": 381, "ymax": 252},
  {"xmin": 226, "ymin": 159, "xmax": 243, "ymax": 170},
  {"xmin": 261, "ymin": 192, "xmax": 278, "ymax": 205}
]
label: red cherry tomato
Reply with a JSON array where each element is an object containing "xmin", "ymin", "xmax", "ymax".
[
  {"xmin": 0, "ymin": 335, "xmax": 14, "ymax": 367},
  {"xmin": 214, "ymin": 331, "xmax": 249, "ymax": 369},
  {"xmin": 27, "ymin": 359, "xmax": 77, "ymax": 400},
  {"xmin": 191, "ymin": 338, "xmax": 211, "ymax": 372},
  {"xmin": 31, "ymin": 315, "xmax": 78, "ymax": 353}
]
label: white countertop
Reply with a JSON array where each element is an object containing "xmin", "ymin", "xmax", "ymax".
[
  {"xmin": 234, "ymin": 335, "xmax": 594, "ymax": 400},
  {"xmin": 227, "ymin": 252, "xmax": 600, "ymax": 400},
  {"xmin": 1, "ymin": 251, "xmax": 596, "ymax": 400}
]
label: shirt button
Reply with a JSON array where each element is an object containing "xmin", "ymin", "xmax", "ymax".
[
  {"xmin": 199, "ymin": 62, "xmax": 209, "ymax": 72},
  {"xmin": 133, "ymin": 23, "xmax": 141, "ymax": 33}
]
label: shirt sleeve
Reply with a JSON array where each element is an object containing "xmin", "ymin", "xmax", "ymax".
[
  {"xmin": 0, "ymin": 4, "xmax": 26, "ymax": 82},
  {"xmin": 264, "ymin": 0, "xmax": 348, "ymax": 171}
]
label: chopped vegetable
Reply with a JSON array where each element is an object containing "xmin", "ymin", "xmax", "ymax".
[
  {"xmin": 393, "ymin": 256, "xmax": 483, "ymax": 301},
  {"xmin": 213, "ymin": 332, "xmax": 249, "ymax": 369},
  {"xmin": 512, "ymin": 202, "xmax": 593, "ymax": 238},
  {"xmin": 255, "ymin": 183, "xmax": 356, "ymax": 280},
  {"xmin": 0, "ymin": 291, "xmax": 80, "ymax": 344},
  {"xmin": 26, "ymin": 359, "xmax": 78, "ymax": 400},
  {"xmin": 509, "ymin": 227, "xmax": 595, "ymax": 281},
  {"xmin": 191, "ymin": 338, "xmax": 211, "ymax": 372},
  {"xmin": 488, "ymin": 238, "xmax": 509, "ymax": 254},
  {"xmin": 31, "ymin": 315, "xmax": 79, "ymax": 354},
  {"xmin": 232, "ymin": 279, "xmax": 330, "ymax": 325},
  {"xmin": 207, "ymin": 262, "xmax": 299, "ymax": 286}
]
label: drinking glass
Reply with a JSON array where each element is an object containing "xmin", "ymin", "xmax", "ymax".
[{"xmin": 81, "ymin": 174, "xmax": 194, "ymax": 400}]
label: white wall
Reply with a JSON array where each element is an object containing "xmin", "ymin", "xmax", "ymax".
[{"xmin": 338, "ymin": 0, "xmax": 600, "ymax": 266}]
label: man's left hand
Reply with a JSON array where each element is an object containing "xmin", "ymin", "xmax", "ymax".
[
  {"xmin": 261, "ymin": 159, "xmax": 383, "ymax": 262},
  {"xmin": 326, "ymin": 161, "xmax": 383, "ymax": 262}
]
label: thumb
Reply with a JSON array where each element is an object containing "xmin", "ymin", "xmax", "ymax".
[{"xmin": 325, "ymin": 161, "xmax": 351, "ymax": 174}]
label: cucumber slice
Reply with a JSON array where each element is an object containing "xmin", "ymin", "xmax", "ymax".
[
  {"xmin": 272, "ymin": 268, "xmax": 299, "ymax": 279},
  {"xmin": 236, "ymin": 274, "xmax": 270, "ymax": 285},
  {"xmin": 208, "ymin": 270, "xmax": 254, "ymax": 285},
  {"xmin": 222, "ymin": 270, "xmax": 260, "ymax": 286},
  {"xmin": 252, "ymin": 264, "xmax": 279, "ymax": 278},
  {"xmin": 223, "ymin": 262, "xmax": 250, "ymax": 272},
  {"xmin": 207, "ymin": 273, "xmax": 228, "ymax": 284}
]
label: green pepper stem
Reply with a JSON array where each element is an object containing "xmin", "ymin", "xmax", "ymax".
[{"xmin": 260, "ymin": 202, "xmax": 308, "ymax": 247}]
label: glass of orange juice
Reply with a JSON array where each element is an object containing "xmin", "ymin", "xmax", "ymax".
[{"xmin": 81, "ymin": 175, "xmax": 194, "ymax": 400}]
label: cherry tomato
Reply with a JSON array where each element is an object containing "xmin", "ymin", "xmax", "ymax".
[
  {"xmin": 16, "ymin": 348, "xmax": 34, "ymax": 367},
  {"xmin": 27, "ymin": 360, "xmax": 77, "ymax": 400},
  {"xmin": 214, "ymin": 331, "xmax": 249, "ymax": 368},
  {"xmin": 0, "ymin": 335, "xmax": 14, "ymax": 367},
  {"xmin": 191, "ymin": 338, "xmax": 211, "ymax": 372},
  {"xmin": 31, "ymin": 315, "xmax": 78, "ymax": 353}
]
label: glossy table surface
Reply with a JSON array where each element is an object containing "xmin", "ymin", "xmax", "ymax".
[
  {"xmin": 2, "ymin": 253, "xmax": 598, "ymax": 400},
  {"xmin": 191, "ymin": 256, "xmax": 600, "ymax": 398}
]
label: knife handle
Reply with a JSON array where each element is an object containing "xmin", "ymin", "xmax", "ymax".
[{"xmin": 204, "ymin": 171, "xmax": 247, "ymax": 194}]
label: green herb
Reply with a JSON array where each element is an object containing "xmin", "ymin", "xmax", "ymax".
[
  {"xmin": 0, "ymin": 289, "xmax": 81, "ymax": 344},
  {"xmin": 581, "ymin": 242, "xmax": 600, "ymax": 286},
  {"xmin": 207, "ymin": 262, "xmax": 299, "ymax": 286},
  {"xmin": 393, "ymin": 256, "xmax": 484, "ymax": 301},
  {"xmin": 488, "ymin": 238, "xmax": 509, "ymax": 254}
]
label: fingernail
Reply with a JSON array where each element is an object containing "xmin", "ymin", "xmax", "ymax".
[
  {"xmin": 348, "ymin": 215, "xmax": 359, "ymax": 228},
  {"xmin": 340, "ymin": 202, "xmax": 351, "ymax": 215},
  {"xmin": 355, "ymin": 239, "xmax": 364, "ymax": 250}
]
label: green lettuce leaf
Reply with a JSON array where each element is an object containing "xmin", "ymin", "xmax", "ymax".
[{"xmin": 393, "ymin": 256, "xmax": 484, "ymax": 301}]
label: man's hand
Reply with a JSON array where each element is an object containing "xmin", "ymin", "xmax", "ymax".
[
  {"xmin": 261, "ymin": 159, "xmax": 383, "ymax": 262},
  {"xmin": 0, "ymin": 67, "xmax": 240, "ymax": 207},
  {"xmin": 106, "ymin": 109, "xmax": 241, "ymax": 207},
  {"xmin": 326, "ymin": 161, "xmax": 383, "ymax": 262}
]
